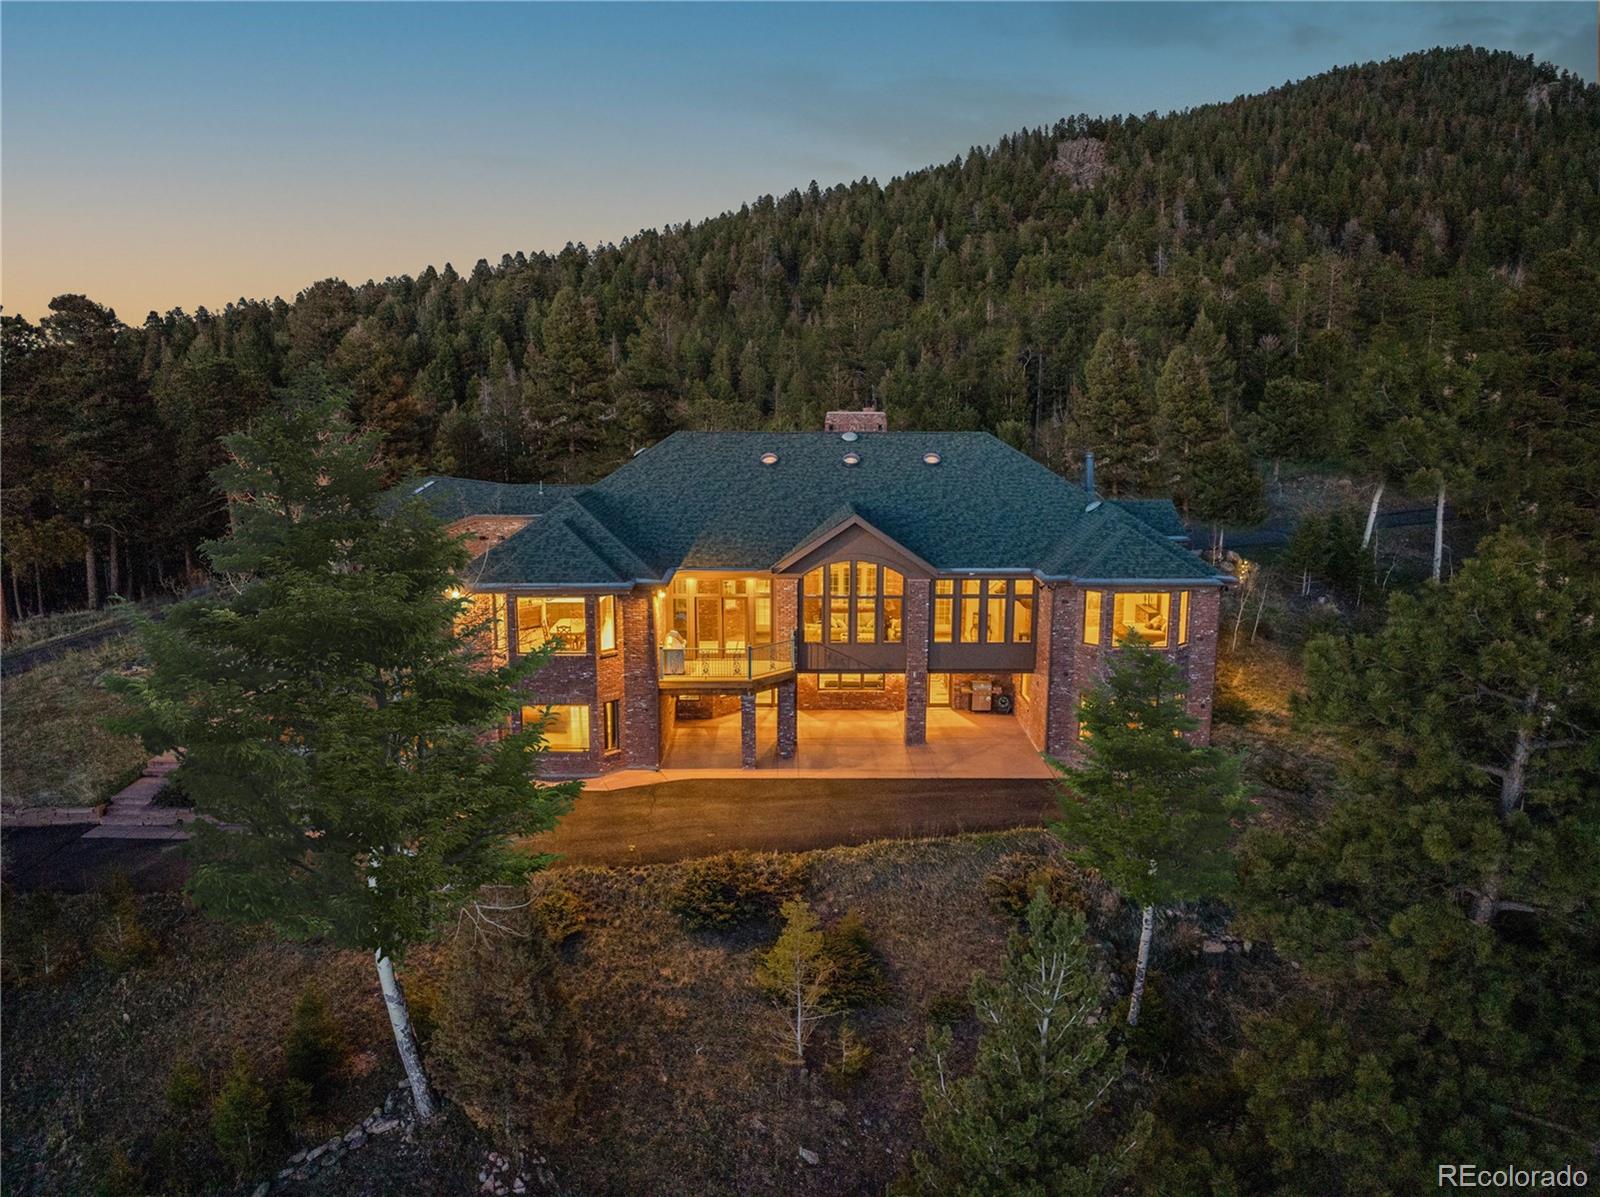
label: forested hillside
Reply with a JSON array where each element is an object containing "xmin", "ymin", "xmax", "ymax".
[{"xmin": 3, "ymin": 46, "xmax": 1597, "ymax": 615}]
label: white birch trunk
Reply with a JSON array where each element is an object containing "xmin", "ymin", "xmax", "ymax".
[
  {"xmin": 1432, "ymin": 480, "xmax": 1447, "ymax": 582},
  {"xmin": 376, "ymin": 950, "xmax": 437, "ymax": 1121},
  {"xmin": 1127, "ymin": 905, "xmax": 1155, "ymax": 1028},
  {"xmin": 1361, "ymin": 481, "xmax": 1384, "ymax": 549}
]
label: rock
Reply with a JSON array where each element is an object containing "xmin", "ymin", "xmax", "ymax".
[
  {"xmin": 306, "ymin": 1145, "xmax": 327, "ymax": 1162},
  {"xmin": 289, "ymin": 1150, "xmax": 308, "ymax": 1165},
  {"xmin": 1202, "ymin": 939, "xmax": 1227, "ymax": 954},
  {"xmin": 828, "ymin": 1100, "xmax": 846, "ymax": 1120},
  {"xmin": 251, "ymin": 1184, "xmax": 270, "ymax": 1197},
  {"xmin": 348, "ymin": 1130, "xmax": 367, "ymax": 1150},
  {"xmin": 799, "ymin": 1147, "xmax": 820, "ymax": 1166}
]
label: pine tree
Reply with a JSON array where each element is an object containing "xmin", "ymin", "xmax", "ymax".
[
  {"xmin": 107, "ymin": 377, "xmax": 578, "ymax": 1119},
  {"xmin": 1077, "ymin": 330, "xmax": 1153, "ymax": 496},
  {"xmin": 1234, "ymin": 530, "xmax": 1600, "ymax": 1191},
  {"xmin": 902, "ymin": 893, "xmax": 1147, "ymax": 1196},
  {"xmin": 1050, "ymin": 638, "xmax": 1245, "ymax": 1026}
]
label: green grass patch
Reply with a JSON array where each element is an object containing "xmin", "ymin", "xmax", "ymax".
[{"xmin": 1, "ymin": 636, "xmax": 150, "ymax": 808}]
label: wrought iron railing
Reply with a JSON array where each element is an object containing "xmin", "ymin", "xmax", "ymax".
[{"xmin": 659, "ymin": 639, "xmax": 795, "ymax": 681}]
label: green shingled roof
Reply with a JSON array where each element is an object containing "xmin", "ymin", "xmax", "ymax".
[
  {"xmin": 1111, "ymin": 498, "xmax": 1190, "ymax": 541},
  {"xmin": 397, "ymin": 432, "xmax": 1225, "ymax": 588},
  {"xmin": 393, "ymin": 476, "xmax": 577, "ymax": 522}
]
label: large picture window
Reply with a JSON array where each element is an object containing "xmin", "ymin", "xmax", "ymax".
[
  {"xmin": 523, "ymin": 703, "xmax": 590, "ymax": 752},
  {"xmin": 805, "ymin": 562, "xmax": 906, "ymax": 646},
  {"xmin": 1113, "ymin": 592, "xmax": 1171, "ymax": 648},
  {"xmin": 666, "ymin": 575, "xmax": 774, "ymax": 651},
  {"xmin": 940, "ymin": 577, "xmax": 1036, "ymax": 645},
  {"xmin": 516, "ymin": 596, "xmax": 588, "ymax": 655}
]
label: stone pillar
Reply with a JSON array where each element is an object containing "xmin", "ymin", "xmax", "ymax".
[
  {"xmin": 776, "ymin": 678, "xmax": 797, "ymax": 758},
  {"xmin": 903, "ymin": 577, "xmax": 930, "ymax": 745},
  {"xmin": 740, "ymin": 691, "xmax": 758, "ymax": 768}
]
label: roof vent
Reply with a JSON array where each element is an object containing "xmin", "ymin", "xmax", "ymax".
[
  {"xmin": 759, "ymin": 451, "xmax": 779, "ymax": 466},
  {"xmin": 842, "ymin": 451, "xmax": 861, "ymax": 466},
  {"xmin": 412, "ymin": 478, "xmax": 437, "ymax": 495},
  {"xmin": 922, "ymin": 451, "xmax": 942, "ymax": 465},
  {"xmin": 840, "ymin": 431, "xmax": 859, "ymax": 442}
]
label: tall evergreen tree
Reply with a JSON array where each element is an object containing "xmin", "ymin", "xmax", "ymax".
[
  {"xmin": 1051, "ymin": 638, "xmax": 1245, "ymax": 1026},
  {"xmin": 902, "ymin": 893, "xmax": 1148, "ymax": 1196},
  {"xmin": 1078, "ymin": 330, "xmax": 1154, "ymax": 496},
  {"xmin": 108, "ymin": 378, "xmax": 577, "ymax": 1118}
]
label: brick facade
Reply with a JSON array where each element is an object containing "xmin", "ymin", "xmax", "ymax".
[
  {"xmin": 903, "ymin": 578, "xmax": 930, "ymax": 745},
  {"xmin": 488, "ymin": 575, "xmax": 1222, "ymax": 777}
]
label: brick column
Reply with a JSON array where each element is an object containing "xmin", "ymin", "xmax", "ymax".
[
  {"xmin": 776, "ymin": 678, "xmax": 797, "ymax": 758},
  {"xmin": 903, "ymin": 577, "xmax": 930, "ymax": 745},
  {"xmin": 1183, "ymin": 587, "xmax": 1221, "ymax": 744},
  {"xmin": 740, "ymin": 691, "xmax": 758, "ymax": 768}
]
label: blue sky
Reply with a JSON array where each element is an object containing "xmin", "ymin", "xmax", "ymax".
[{"xmin": 2, "ymin": 2, "xmax": 1593, "ymax": 321}]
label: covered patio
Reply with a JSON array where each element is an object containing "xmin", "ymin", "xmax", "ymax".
[{"xmin": 587, "ymin": 706, "xmax": 1052, "ymax": 791}]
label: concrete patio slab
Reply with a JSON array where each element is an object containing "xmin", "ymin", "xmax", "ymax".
[{"xmin": 584, "ymin": 707, "xmax": 1051, "ymax": 791}]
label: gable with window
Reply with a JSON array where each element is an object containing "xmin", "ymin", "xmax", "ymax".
[{"xmin": 801, "ymin": 562, "xmax": 904, "ymax": 644}]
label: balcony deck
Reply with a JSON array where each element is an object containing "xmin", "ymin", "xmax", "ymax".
[{"xmin": 657, "ymin": 642, "xmax": 795, "ymax": 691}]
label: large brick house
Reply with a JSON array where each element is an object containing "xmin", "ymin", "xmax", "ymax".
[{"xmin": 413, "ymin": 420, "xmax": 1227, "ymax": 778}]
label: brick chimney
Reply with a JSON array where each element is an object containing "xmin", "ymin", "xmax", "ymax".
[{"xmin": 824, "ymin": 408, "xmax": 888, "ymax": 434}]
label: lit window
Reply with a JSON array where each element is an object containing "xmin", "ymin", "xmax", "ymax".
[
  {"xmin": 987, "ymin": 579, "xmax": 1007, "ymax": 643},
  {"xmin": 517, "ymin": 596, "xmax": 588, "ymax": 655},
  {"xmin": 803, "ymin": 568, "xmax": 823, "ymax": 643},
  {"xmin": 524, "ymin": 704, "xmax": 590, "ymax": 752},
  {"xmin": 1113, "ymin": 592, "xmax": 1171, "ymax": 648},
  {"xmin": 883, "ymin": 597, "xmax": 903, "ymax": 643},
  {"xmin": 598, "ymin": 594, "xmax": 618, "ymax": 654},
  {"xmin": 856, "ymin": 561, "xmax": 878, "ymax": 597},
  {"xmin": 1178, "ymin": 590, "xmax": 1190, "ymax": 646},
  {"xmin": 828, "ymin": 597, "xmax": 850, "ymax": 642},
  {"xmin": 1014, "ymin": 580, "xmax": 1034, "ymax": 644},
  {"xmin": 934, "ymin": 593, "xmax": 953, "ymax": 643},
  {"xmin": 855, "ymin": 597, "xmax": 877, "ymax": 642},
  {"xmin": 492, "ymin": 594, "xmax": 508, "ymax": 656},
  {"xmin": 829, "ymin": 561, "xmax": 851, "ymax": 594},
  {"xmin": 960, "ymin": 588, "xmax": 981, "ymax": 644},
  {"xmin": 817, "ymin": 672, "xmax": 886, "ymax": 691},
  {"xmin": 1083, "ymin": 591, "xmax": 1102, "ymax": 645},
  {"xmin": 603, "ymin": 700, "xmax": 621, "ymax": 753}
]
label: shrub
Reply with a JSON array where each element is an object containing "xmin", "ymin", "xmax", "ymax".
[
  {"xmin": 825, "ymin": 1022, "xmax": 872, "ymax": 1084},
  {"xmin": 95, "ymin": 1149, "xmax": 144, "ymax": 1197},
  {"xmin": 165, "ymin": 1059, "xmax": 208, "ymax": 1118},
  {"xmin": 754, "ymin": 899, "xmax": 833, "ymax": 1067},
  {"xmin": 92, "ymin": 873, "xmax": 159, "ymax": 971},
  {"xmin": 983, "ymin": 853, "xmax": 1092, "ymax": 922},
  {"xmin": 924, "ymin": 989, "xmax": 970, "ymax": 1028},
  {"xmin": 1212, "ymin": 690, "xmax": 1257, "ymax": 727},
  {"xmin": 669, "ymin": 851, "xmax": 808, "ymax": 930},
  {"xmin": 211, "ymin": 1055, "xmax": 271, "ymax": 1174},
  {"xmin": 432, "ymin": 910, "xmax": 577, "ymax": 1156},
  {"xmin": 532, "ymin": 887, "xmax": 586, "ymax": 943},
  {"xmin": 283, "ymin": 986, "xmax": 345, "ymax": 1110},
  {"xmin": 820, "ymin": 912, "xmax": 892, "ymax": 1009},
  {"xmin": 1, "ymin": 891, "xmax": 85, "ymax": 987}
]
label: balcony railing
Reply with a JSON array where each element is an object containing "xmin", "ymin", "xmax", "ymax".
[{"xmin": 659, "ymin": 639, "xmax": 795, "ymax": 683}]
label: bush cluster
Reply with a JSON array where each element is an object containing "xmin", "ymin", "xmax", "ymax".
[
  {"xmin": 820, "ymin": 912, "xmax": 892, "ymax": 1009},
  {"xmin": 668, "ymin": 851, "xmax": 809, "ymax": 930},
  {"xmin": 983, "ymin": 853, "xmax": 1092, "ymax": 922}
]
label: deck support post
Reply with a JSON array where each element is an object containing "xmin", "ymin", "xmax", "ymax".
[
  {"xmin": 777, "ymin": 679, "xmax": 798, "ymax": 759},
  {"xmin": 740, "ymin": 691, "xmax": 758, "ymax": 768}
]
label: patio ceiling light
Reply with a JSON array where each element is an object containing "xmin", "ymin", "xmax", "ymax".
[
  {"xmin": 923, "ymin": 451, "xmax": 941, "ymax": 465},
  {"xmin": 842, "ymin": 451, "xmax": 861, "ymax": 466},
  {"xmin": 759, "ymin": 451, "xmax": 779, "ymax": 465}
]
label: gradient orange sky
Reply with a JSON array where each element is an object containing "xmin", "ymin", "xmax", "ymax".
[{"xmin": 3, "ymin": 2, "xmax": 1592, "ymax": 324}]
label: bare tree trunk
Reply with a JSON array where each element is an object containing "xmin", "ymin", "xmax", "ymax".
[
  {"xmin": 33, "ymin": 565, "xmax": 44, "ymax": 616},
  {"xmin": 1231, "ymin": 574, "xmax": 1250, "ymax": 651},
  {"xmin": 1361, "ymin": 481, "xmax": 1384, "ymax": 549},
  {"xmin": 108, "ymin": 531, "xmax": 122, "ymax": 600},
  {"xmin": 1250, "ymin": 574, "xmax": 1270, "ymax": 643},
  {"xmin": 8, "ymin": 566, "xmax": 22, "ymax": 623},
  {"xmin": 1472, "ymin": 696, "xmax": 1536, "ymax": 926},
  {"xmin": 84, "ymin": 534, "xmax": 100, "ymax": 609},
  {"xmin": 376, "ymin": 950, "xmax": 437, "ymax": 1122},
  {"xmin": 1432, "ymin": 480, "xmax": 1447, "ymax": 583},
  {"xmin": 1, "ymin": 569, "xmax": 12, "ymax": 645},
  {"xmin": 1128, "ymin": 905, "xmax": 1155, "ymax": 1028}
]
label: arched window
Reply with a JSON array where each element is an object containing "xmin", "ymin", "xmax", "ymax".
[{"xmin": 801, "ymin": 561, "xmax": 904, "ymax": 644}]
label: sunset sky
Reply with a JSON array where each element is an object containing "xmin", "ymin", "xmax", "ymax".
[{"xmin": 2, "ymin": 1, "xmax": 1593, "ymax": 323}]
